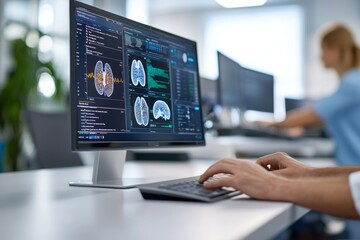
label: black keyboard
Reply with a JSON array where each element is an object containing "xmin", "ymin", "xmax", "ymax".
[
  {"xmin": 138, "ymin": 176, "xmax": 241, "ymax": 202},
  {"xmin": 216, "ymin": 125, "xmax": 299, "ymax": 140}
]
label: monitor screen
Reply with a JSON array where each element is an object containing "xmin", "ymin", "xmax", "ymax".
[
  {"xmin": 285, "ymin": 97, "xmax": 311, "ymax": 113},
  {"xmin": 70, "ymin": 1, "xmax": 205, "ymax": 150},
  {"xmin": 200, "ymin": 77, "xmax": 218, "ymax": 106},
  {"xmin": 217, "ymin": 51, "xmax": 241, "ymax": 107},
  {"xmin": 241, "ymin": 67, "xmax": 274, "ymax": 113},
  {"xmin": 200, "ymin": 77, "xmax": 218, "ymax": 118}
]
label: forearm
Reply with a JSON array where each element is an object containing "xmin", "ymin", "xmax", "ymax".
[
  {"xmin": 275, "ymin": 176, "xmax": 358, "ymax": 219},
  {"xmin": 272, "ymin": 108, "xmax": 322, "ymax": 128},
  {"xmin": 272, "ymin": 115, "xmax": 305, "ymax": 128},
  {"xmin": 308, "ymin": 166, "xmax": 360, "ymax": 177}
]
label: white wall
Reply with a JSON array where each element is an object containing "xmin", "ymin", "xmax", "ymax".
[{"xmin": 95, "ymin": 0, "xmax": 126, "ymax": 17}]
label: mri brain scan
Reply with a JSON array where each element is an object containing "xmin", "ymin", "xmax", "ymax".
[
  {"xmin": 134, "ymin": 97, "xmax": 149, "ymax": 126},
  {"xmin": 131, "ymin": 59, "xmax": 146, "ymax": 87},
  {"xmin": 153, "ymin": 100, "xmax": 171, "ymax": 121},
  {"xmin": 94, "ymin": 60, "xmax": 114, "ymax": 97},
  {"xmin": 104, "ymin": 63, "xmax": 114, "ymax": 97},
  {"xmin": 94, "ymin": 61, "xmax": 104, "ymax": 95}
]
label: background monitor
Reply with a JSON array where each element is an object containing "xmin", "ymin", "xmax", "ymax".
[
  {"xmin": 69, "ymin": 0, "xmax": 204, "ymax": 188},
  {"xmin": 285, "ymin": 97, "xmax": 311, "ymax": 113},
  {"xmin": 217, "ymin": 51, "xmax": 242, "ymax": 108},
  {"xmin": 200, "ymin": 77, "xmax": 218, "ymax": 117},
  {"xmin": 240, "ymin": 67, "xmax": 274, "ymax": 113},
  {"xmin": 200, "ymin": 77, "xmax": 218, "ymax": 106}
]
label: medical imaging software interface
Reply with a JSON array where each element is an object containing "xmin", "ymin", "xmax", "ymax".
[{"xmin": 74, "ymin": 6, "xmax": 203, "ymax": 142}]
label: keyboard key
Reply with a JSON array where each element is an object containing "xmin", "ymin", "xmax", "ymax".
[{"xmin": 138, "ymin": 176, "xmax": 242, "ymax": 202}]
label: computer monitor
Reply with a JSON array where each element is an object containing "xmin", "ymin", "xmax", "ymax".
[
  {"xmin": 217, "ymin": 51, "xmax": 242, "ymax": 108},
  {"xmin": 200, "ymin": 77, "xmax": 218, "ymax": 106},
  {"xmin": 285, "ymin": 97, "xmax": 311, "ymax": 113},
  {"xmin": 240, "ymin": 67, "xmax": 274, "ymax": 113},
  {"xmin": 69, "ymin": 0, "xmax": 204, "ymax": 188},
  {"xmin": 200, "ymin": 77, "xmax": 218, "ymax": 117}
]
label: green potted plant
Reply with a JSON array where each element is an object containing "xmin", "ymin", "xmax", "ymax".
[{"xmin": 0, "ymin": 25, "xmax": 64, "ymax": 171}]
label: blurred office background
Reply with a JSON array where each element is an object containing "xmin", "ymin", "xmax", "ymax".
[{"xmin": 0, "ymin": 0, "xmax": 359, "ymax": 172}]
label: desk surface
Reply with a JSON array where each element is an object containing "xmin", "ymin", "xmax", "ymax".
[{"xmin": 0, "ymin": 160, "xmax": 316, "ymax": 240}]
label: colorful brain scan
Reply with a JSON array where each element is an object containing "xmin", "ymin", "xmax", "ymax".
[
  {"xmin": 153, "ymin": 100, "xmax": 171, "ymax": 120},
  {"xmin": 104, "ymin": 63, "xmax": 114, "ymax": 97},
  {"xmin": 134, "ymin": 96, "xmax": 149, "ymax": 126},
  {"xmin": 94, "ymin": 61, "xmax": 104, "ymax": 95},
  {"xmin": 131, "ymin": 59, "xmax": 146, "ymax": 87},
  {"xmin": 94, "ymin": 60, "xmax": 114, "ymax": 97}
]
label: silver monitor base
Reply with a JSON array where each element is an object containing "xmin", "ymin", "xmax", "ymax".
[
  {"xmin": 69, "ymin": 178, "xmax": 158, "ymax": 189},
  {"xmin": 69, "ymin": 150, "xmax": 156, "ymax": 189}
]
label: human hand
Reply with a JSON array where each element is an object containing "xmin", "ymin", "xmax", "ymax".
[
  {"xmin": 281, "ymin": 127, "xmax": 305, "ymax": 137},
  {"xmin": 256, "ymin": 152, "xmax": 314, "ymax": 178},
  {"xmin": 198, "ymin": 159, "xmax": 286, "ymax": 201}
]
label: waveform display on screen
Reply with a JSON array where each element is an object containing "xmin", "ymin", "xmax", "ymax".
[
  {"xmin": 86, "ymin": 72, "xmax": 94, "ymax": 78},
  {"xmin": 146, "ymin": 58, "xmax": 170, "ymax": 91},
  {"xmin": 87, "ymin": 72, "xmax": 123, "ymax": 83},
  {"xmin": 114, "ymin": 78, "xmax": 124, "ymax": 83},
  {"xmin": 148, "ymin": 78, "xmax": 167, "ymax": 90}
]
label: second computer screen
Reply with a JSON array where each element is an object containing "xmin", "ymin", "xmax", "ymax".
[{"xmin": 240, "ymin": 67, "xmax": 274, "ymax": 113}]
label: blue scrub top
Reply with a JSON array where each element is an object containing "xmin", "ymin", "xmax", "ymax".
[{"xmin": 314, "ymin": 68, "xmax": 360, "ymax": 165}]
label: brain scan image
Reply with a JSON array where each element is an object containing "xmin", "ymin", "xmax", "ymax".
[
  {"xmin": 134, "ymin": 96, "xmax": 149, "ymax": 126},
  {"xmin": 94, "ymin": 61, "xmax": 104, "ymax": 95},
  {"xmin": 140, "ymin": 98, "xmax": 149, "ymax": 126},
  {"xmin": 131, "ymin": 59, "xmax": 146, "ymax": 87},
  {"xmin": 182, "ymin": 53, "xmax": 188, "ymax": 63},
  {"xmin": 94, "ymin": 60, "xmax": 114, "ymax": 97},
  {"xmin": 104, "ymin": 63, "xmax": 114, "ymax": 97},
  {"xmin": 153, "ymin": 100, "xmax": 171, "ymax": 121}
]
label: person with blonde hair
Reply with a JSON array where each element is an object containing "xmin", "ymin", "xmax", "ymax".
[{"xmin": 260, "ymin": 23, "xmax": 360, "ymax": 166}]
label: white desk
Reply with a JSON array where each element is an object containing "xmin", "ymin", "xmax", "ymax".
[
  {"xmin": 0, "ymin": 160, "xmax": 313, "ymax": 240},
  {"xmin": 130, "ymin": 135, "xmax": 334, "ymax": 160}
]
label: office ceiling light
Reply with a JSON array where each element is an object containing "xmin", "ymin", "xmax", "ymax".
[{"xmin": 216, "ymin": 0, "xmax": 267, "ymax": 8}]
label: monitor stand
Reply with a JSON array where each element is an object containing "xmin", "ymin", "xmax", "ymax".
[{"xmin": 69, "ymin": 150, "xmax": 156, "ymax": 189}]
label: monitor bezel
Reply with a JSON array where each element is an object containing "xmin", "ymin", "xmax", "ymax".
[{"xmin": 69, "ymin": 0, "xmax": 205, "ymax": 151}]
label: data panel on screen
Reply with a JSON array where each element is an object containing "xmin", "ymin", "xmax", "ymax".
[{"xmin": 73, "ymin": 4, "xmax": 203, "ymax": 143}]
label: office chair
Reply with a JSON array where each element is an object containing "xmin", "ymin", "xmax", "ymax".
[{"xmin": 26, "ymin": 109, "xmax": 83, "ymax": 168}]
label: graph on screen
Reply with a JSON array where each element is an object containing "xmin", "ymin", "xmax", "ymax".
[{"xmin": 147, "ymin": 58, "xmax": 170, "ymax": 91}]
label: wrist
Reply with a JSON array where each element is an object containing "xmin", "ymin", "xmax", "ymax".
[
  {"xmin": 305, "ymin": 167, "xmax": 320, "ymax": 177},
  {"xmin": 270, "ymin": 176, "xmax": 293, "ymax": 201},
  {"xmin": 301, "ymin": 167, "xmax": 317, "ymax": 177}
]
